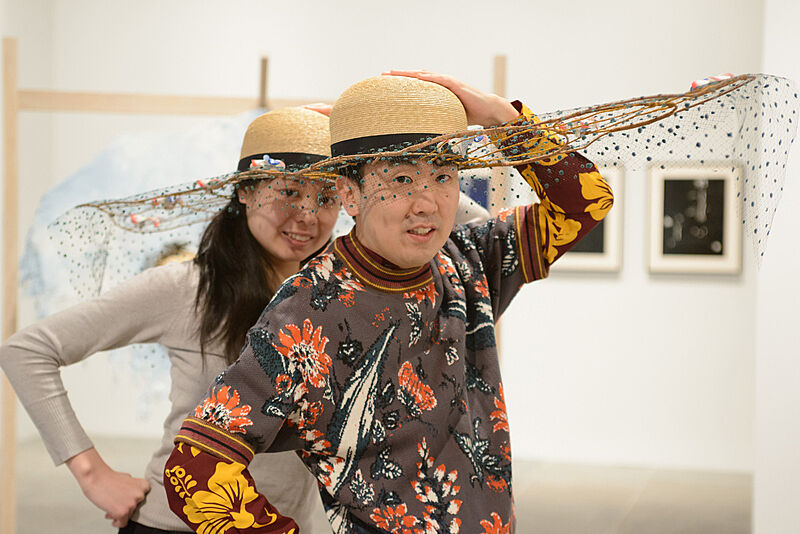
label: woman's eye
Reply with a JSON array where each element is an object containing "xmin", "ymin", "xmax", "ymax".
[
  {"xmin": 437, "ymin": 174, "xmax": 452, "ymax": 183},
  {"xmin": 280, "ymin": 188, "xmax": 299, "ymax": 197},
  {"xmin": 393, "ymin": 176, "xmax": 412, "ymax": 184}
]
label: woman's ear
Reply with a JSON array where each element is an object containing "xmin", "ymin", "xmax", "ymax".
[
  {"xmin": 336, "ymin": 176, "xmax": 360, "ymax": 217},
  {"xmin": 237, "ymin": 185, "xmax": 250, "ymax": 207}
]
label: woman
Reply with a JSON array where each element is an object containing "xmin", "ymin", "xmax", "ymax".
[{"xmin": 0, "ymin": 106, "xmax": 337, "ymax": 533}]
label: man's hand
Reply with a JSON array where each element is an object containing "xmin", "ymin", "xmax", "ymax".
[
  {"xmin": 382, "ymin": 69, "xmax": 518, "ymax": 127},
  {"xmin": 66, "ymin": 448, "xmax": 150, "ymax": 528}
]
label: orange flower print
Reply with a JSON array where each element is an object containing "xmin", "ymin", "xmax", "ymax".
[
  {"xmin": 287, "ymin": 398, "xmax": 323, "ymax": 429},
  {"xmin": 398, "ymin": 361, "xmax": 437, "ymax": 412},
  {"xmin": 480, "ymin": 512, "xmax": 512, "ymax": 534},
  {"xmin": 194, "ymin": 386, "xmax": 253, "ymax": 434},
  {"xmin": 275, "ymin": 373, "xmax": 292, "ymax": 394},
  {"xmin": 486, "ymin": 475, "xmax": 508, "ymax": 493},
  {"xmin": 275, "ymin": 318, "xmax": 332, "ymax": 388},
  {"xmin": 299, "ymin": 429, "xmax": 332, "ymax": 459},
  {"xmin": 370, "ymin": 504, "xmax": 420, "ymax": 534},
  {"xmin": 317, "ymin": 456, "xmax": 345, "ymax": 489},
  {"xmin": 437, "ymin": 252, "xmax": 458, "ymax": 277},
  {"xmin": 490, "ymin": 384, "xmax": 509, "ymax": 433},
  {"xmin": 437, "ymin": 252, "xmax": 463, "ymax": 295},
  {"xmin": 496, "ymin": 207, "xmax": 514, "ymax": 223},
  {"xmin": 474, "ymin": 277, "xmax": 490, "ymax": 299},
  {"xmin": 404, "ymin": 282, "xmax": 437, "ymax": 307}
]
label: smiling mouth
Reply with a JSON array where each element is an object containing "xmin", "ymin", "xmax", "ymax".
[
  {"xmin": 408, "ymin": 227, "xmax": 435, "ymax": 236},
  {"xmin": 283, "ymin": 231, "xmax": 313, "ymax": 243}
]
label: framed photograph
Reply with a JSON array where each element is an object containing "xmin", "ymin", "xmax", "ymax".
[
  {"xmin": 648, "ymin": 165, "xmax": 742, "ymax": 274},
  {"xmin": 552, "ymin": 165, "xmax": 623, "ymax": 273}
]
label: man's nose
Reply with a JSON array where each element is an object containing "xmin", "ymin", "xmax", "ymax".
[{"xmin": 408, "ymin": 187, "xmax": 438, "ymax": 214}]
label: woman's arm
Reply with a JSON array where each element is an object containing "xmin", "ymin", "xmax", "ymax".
[{"xmin": 0, "ymin": 262, "xmax": 191, "ymax": 526}]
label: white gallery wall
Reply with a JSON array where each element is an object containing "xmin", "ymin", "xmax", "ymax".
[
  {"xmin": 754, "ymin": 0, "xmax": 800, "ymax": 532},
  {"xmin": 0, "ymin": 0, "xmax": 784, "ymax": 480}
]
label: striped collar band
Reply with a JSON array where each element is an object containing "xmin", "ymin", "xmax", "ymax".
[{"xmin": 333, "ymin": 231, "xmax": 433, "ymax": 293}]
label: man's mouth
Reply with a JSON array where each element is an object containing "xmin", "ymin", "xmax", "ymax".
[{"xmin": 408, "ymin": 228, "xmax": 433, "ymax": 235}]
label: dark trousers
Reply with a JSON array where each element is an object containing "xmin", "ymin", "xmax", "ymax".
[{"xmin": 118, "ymin": 521, "xmax": 190, "ymax": 534}]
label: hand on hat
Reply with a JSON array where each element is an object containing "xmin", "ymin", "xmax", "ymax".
[
  {"xmin": 303, "ymin": 102, "xmax": 333, "ymax": 116},
  {"xmin": 382, "ymin": 69, "xmax": 518, "ymax": 127}
]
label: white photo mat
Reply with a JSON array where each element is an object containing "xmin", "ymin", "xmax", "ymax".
[{"xmin": 648, "ymin": 165, "xmax": 742, "ymax": 274}]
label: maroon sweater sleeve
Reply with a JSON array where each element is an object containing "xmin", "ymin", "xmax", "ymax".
[{"xmin": 490, "ymin": 100, "xmax": 614, "ymax": 280}]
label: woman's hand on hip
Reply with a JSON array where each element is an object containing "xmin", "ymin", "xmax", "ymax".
[{"xmin": 66, "ymin": 447, "xmax": 151, "ymax": 528}]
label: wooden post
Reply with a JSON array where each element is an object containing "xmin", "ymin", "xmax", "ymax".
[
  {"xmin": 1, "ymin": 36, "xmax": 19, "ymax": 534},
  {"xmin": 259, "ymin": 56, "xmax": 269, "ymax": 109},
  {"xmin": 489, "ymin": 54, "xmax": 508, "ymax": 216},
  {"xmin": 491, "ymin": 54, "xmax": 508, "ymax": 359},
  {"xmin": 493, "ymin": 55, "xmax": 507, "ymax": 101}
]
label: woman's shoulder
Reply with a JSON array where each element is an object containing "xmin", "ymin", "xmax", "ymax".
[{"xmin": 115, "ymin": 260, "xmax": 199, "ymax": 297}]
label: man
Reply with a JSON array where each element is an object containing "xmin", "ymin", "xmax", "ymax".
[{"xmin": 164, "ymin": 71, "xmax": 613, "ymax": 533}]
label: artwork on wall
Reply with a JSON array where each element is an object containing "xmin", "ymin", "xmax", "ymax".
[
  {"xmin": 648, "ymin": 165, "xmax": 742, "ymax": 274},
  {"xmin": 552, "ymin": 165, "xmax": 623, "ymax": 273}
]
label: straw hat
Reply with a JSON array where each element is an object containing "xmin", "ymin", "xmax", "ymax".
[
  {"xmin": 330, "ymin": 75, "xmax": 468, "ymax": 158},
  {"xmin": 238, "ymin": 106, "xmax": 331, "ymax": 171}
]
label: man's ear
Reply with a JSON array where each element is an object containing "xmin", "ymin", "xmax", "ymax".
[{"xmin": 336, "ymin": 176, "xmax": 361, "ymax": 217}]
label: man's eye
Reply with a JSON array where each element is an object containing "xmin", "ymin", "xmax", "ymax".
[
  {"xmin": 437, "ymin": 174, "xmax": 452, "ymax": 183},
  {"xmin": 280, "ymin": 189, "xmax": 299, "ymax": 197},
  {"xmin": 393, "ymin": 176, "xmax": 413, "ymax": 184}
]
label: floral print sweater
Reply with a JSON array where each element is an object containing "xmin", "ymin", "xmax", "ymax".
[{"xmin": 163, "ymin": 102, "xmax": 614, "ymax": 533}]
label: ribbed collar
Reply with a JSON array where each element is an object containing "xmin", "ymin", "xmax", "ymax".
[{"xmin": 333, "ymin": 231, "xmax": 433, "ymax": 293}]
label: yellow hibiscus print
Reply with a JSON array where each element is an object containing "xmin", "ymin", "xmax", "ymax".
[
  {"xmin": 579, "ymin": 171, "xmax": 614, "ymax": 221},
  {"xmin": 536, "ymin": 205, "xmax": 582, "ymax": 263},
  {"xmin": 183, "ymin": 461, "xmax": 277, "ymax": 534}
]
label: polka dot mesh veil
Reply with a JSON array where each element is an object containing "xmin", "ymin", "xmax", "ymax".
[{"xmin": 50, "ymin": 74, "xmax": 798, "ymax": 298}]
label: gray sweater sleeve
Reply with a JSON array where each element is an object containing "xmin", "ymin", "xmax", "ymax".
[
  {"xmin": 455, "ymin": 191, "xmax": 491, "ymax": 225},
  {"xmin": 0, "ymin": 262, "xmax": 193, "ymax": 464}
]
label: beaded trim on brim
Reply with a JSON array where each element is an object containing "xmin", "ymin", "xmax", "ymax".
[{"xmin": 52, "ymin": 73, "xmax": 797, "ymax": 269}]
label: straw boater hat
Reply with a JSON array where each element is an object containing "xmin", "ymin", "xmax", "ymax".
[
  {"xmin": 237, "ymin": 106, "xmax": 330, "ymax": 172},
  {"xmin": 329, "ymin": 75, "xmax": 468, "ymax": 159}
]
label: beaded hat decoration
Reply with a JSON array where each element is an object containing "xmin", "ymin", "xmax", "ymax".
[{"xmin": 51, "ymin": 72, "xmax": 798, "ymax": 297}]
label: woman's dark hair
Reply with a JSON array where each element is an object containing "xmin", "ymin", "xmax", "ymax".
[{"xmin": 194, "ymin": 182, "xmax": 274, "ymax": 365}]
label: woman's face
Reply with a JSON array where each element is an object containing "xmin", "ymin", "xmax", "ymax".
[{"xmin": 238, "ymin": 177, "xmax": 339, "ymax": 276}]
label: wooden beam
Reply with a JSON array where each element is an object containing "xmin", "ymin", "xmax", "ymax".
[
  {"xmin": 259, "ymin": 56, "xmax": 269, "ymax": 109},
  {"xmin": 17, "ymin": 90, "xmax": 331, "ymax": 115},
  {"xmin": 1, "ymin": 36, "xmax": 19, "ymax": 534}
]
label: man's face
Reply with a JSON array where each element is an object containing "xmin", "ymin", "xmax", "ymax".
[{"xmin": 337, "ymin": 160, "xmax": 459, "ymax": 268}]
